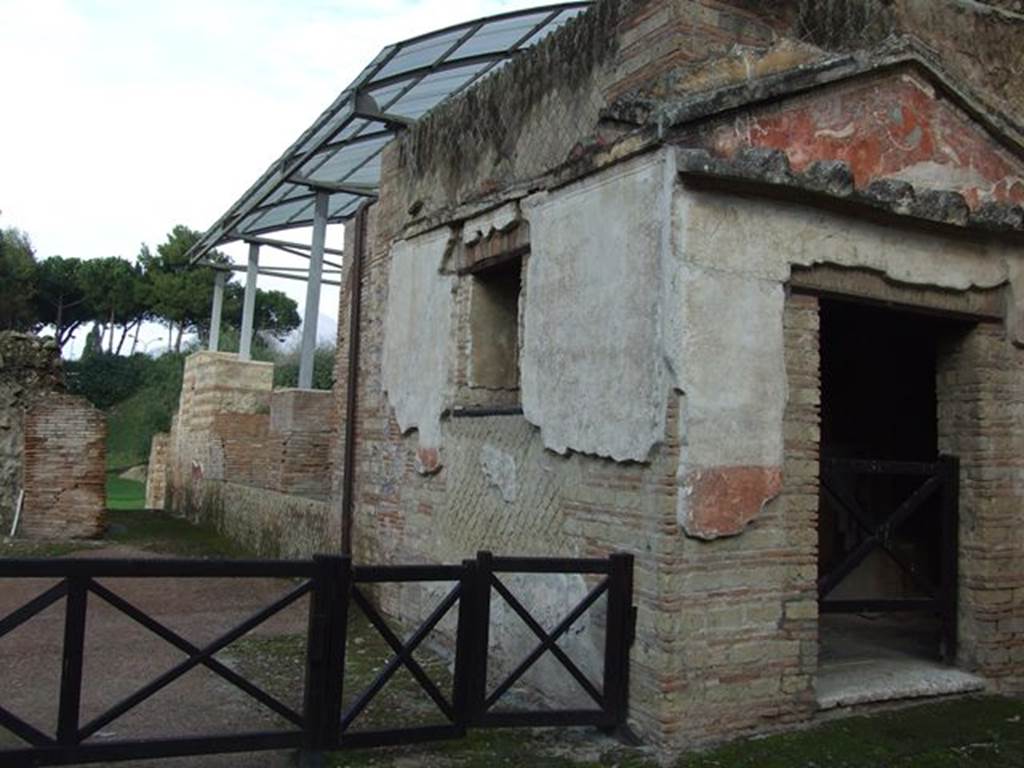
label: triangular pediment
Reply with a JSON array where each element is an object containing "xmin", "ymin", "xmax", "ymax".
[{"xmin": 688, "ymin": 62, "xmax": 1024, "ymax": 209}]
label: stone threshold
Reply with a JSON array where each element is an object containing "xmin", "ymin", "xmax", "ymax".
[{"xmin": 816, "ymin": 656, "xmax": 986, "ymax": 711}]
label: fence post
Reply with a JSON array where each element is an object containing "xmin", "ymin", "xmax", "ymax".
[
  {"xmin": 939, "ymin": 456, "xmax": 960, "ymax": 665},
  {"xmin": 57, "ymin": 575, "xmax": 89, "ymax": 746},
  {"xmin": 452, "ymin": 559, "xmax": 477, "ymax": 734},
  {"xmin": 470, "ymin": 551, "xmax": 494, "ymax": 724},
  {"xmin": 302, "ymin": 555, "xmax": 350, "ymax": 761},
  {"xmin": 602, "ymin": 553, "xmax": 635, "ymax": 736}
]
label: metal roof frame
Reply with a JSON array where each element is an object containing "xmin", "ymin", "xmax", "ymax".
[{"xmin": 188, "ymin": 3, "xmax": 592, "ymax": 264}]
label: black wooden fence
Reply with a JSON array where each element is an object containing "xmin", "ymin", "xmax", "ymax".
[
  {"xmin": 818, "ymin": 455, "xmax": 959, "ymax": 662},
  {"xmin": 0, "ymin": 551, "xmax": 635, "ymax": 766}
]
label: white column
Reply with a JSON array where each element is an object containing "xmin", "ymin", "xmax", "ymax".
[
  {"xmin": 298, "ymin": 191, "xmax": 328, "ymax": 389},
  {"xmin": 209, "ymin": 271, "xmax": 226, "ymax": 352},
  {"xmin": 239, "ymin": 243, "xmax": 260, "ymax": 361}
]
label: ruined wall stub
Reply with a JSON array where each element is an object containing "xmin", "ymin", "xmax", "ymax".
[
  {"xmin": 164, "ymin": 351, "xmax": 338, "ymax": 557},
  {"xmin": 22, "ymin": 392, "xmax": 107, "ymax": 539},
  {"xmin": 0, "ymin": 333, "xmax": 62, "ymax": 530},
  {"xmin": 0, "ymin": 332, "xmax": 105, "ymax": 538}
]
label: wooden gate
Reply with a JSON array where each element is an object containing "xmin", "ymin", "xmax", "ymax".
[{"xmin": 818, "ymin": 456, "xmax": 959, "ymax": 662}]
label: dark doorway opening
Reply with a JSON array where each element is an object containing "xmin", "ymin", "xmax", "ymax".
[
  {"xmin": 820, "ymin": 300, "xmax": 942, "ymax": 463},
  {"xmin": 815, "ymin": 298, "xmax": 981, "ymax": 708}
]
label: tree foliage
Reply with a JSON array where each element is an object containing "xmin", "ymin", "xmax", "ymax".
[
  {"xmin": 221, "ymin": 285, "xmax": 302, "ymax": 342},
  {"xmin": 0, "ymin": 228, "xmax": 38, "ymax": 331},
  {"xmin": 33, "ymin": 256, "xmax": 90, "ymax": 349},
  {"xmin": 0, "ymin": 222, "xmax": 302, "ymax": 356}
]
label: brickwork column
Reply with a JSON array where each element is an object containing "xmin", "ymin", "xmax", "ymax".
[{"xmin": 937, "ymin": 323, "xmax": 1024, "ymax": 690}]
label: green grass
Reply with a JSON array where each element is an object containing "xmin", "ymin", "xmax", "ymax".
[
  {"xmin": 677, "ymin": 696, "xmax": 1024, "ymax": 767},
  {"xmin": 105, "ymin": 474, "xmax": 146, "ymax": 510},
  {"xmin": 104, "ymin": 508, "xmax": 255, "ymax": 558}
]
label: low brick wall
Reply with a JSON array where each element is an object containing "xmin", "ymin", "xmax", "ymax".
[
  {"xmin": 189, "ymin": 479, "xmax": 338, "ymax": 560},
  {"xmin": 163, "ymin": 352, "xmax": 337, "ymax": 558}
]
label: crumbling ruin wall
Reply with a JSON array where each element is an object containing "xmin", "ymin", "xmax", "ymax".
[
  {"xmin": 0, "ymin": 333, "xmax": 59, "ymax": 531},
  {"xmin": 161, "ymin": 351, "xmax": 338, "ymax": 558},
  {"xmin": 0, "ymin": 332, "xmax": 106, "ymax": 538},
  {"xmin": 895, "ymin": 1, "xmax": 1024, "ymax": 128},
  {"xmin": 381, "ymin": 0, "xmax": 1023, "ymax": 242},
  {"xmin": 22, "ymin": 392, "xmax": 107, "ymax": 539},
  {"xmin": 382, "ymin": 0, "xmax": 814, "ymax": 238}
]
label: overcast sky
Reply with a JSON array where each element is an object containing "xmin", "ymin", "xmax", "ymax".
[{"xmin": 0, "ymin": 0, "xmax": 546, "ymax": 353}]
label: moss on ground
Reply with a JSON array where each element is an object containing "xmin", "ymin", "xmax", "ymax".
[
  {"xmin": 0, "ymin": 508, "xmax": 248, "ymax": 559},
  {"xmin": 0, "ymin": 538, "xmax": 97, "ymax": 558},
  {"xmin": 322, "ymin": 696, "xmax": 1024, "ymax": 767},
  {"xmin": 676, "ymin": 696, "xmax": 1024, "ymax": 768},
  {"xmin": 104, "ymin": 508, "xmax": 254, "ymax": 558}
]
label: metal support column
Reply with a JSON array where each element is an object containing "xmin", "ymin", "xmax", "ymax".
[
  {"xmin": 239, "ymin": 243, "xmax": 260, "ymax": 361},
  {"xmin": 209, "ymin": 271, "xmax": 226, "ymax": 352},
  {"xmin": 298, "ymin": 191, "xmax": 328, "ymax": 389}
]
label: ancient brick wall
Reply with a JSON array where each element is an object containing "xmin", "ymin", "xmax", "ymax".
[
  {"xmin": 378, "ymin": 0, "xmax": 1023, "ymax": 249},
  {"xmin": 938, "ymin": 323, "xmax": 1024, "ymax": 692},
  {"xmin": 21, "ymin": 392, "xmax": 106, "ymax": 539},
  {"xmin": 333, "ymin": 195, "xmax": 827, "ymax": 743},
  {"xmin": 164, "ymin": 351, "xmax": 338, "ymax": 557},
  {"xmin": 268, "ymin": 389, "xmax": 333, "ymax": 499},
  {"xmin": 0, "ymin": 333, "xmax": 61, "ymax": 531},
  {"xmin": 325, "ymin": 0, "xmax": 1024, "ymax": 751},
  {"xmin": 0, "ymin": 332, "xmax": 105, "ymax": 539},
  {"xmin": 654, "ymin": 295, "xmax": 822, "ymax": 741},
  {"xmin": 380, "ymin": 0, "xmax": 819, "ymax": 243}
]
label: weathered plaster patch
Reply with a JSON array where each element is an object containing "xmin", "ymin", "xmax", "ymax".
[
  {"xmin": 671, "ymin": 263, "xmax": 788, "ymax": 539},
  {"xmin": 463, "ymin": 202, "xmax": 521, "ymax": 245},
  {"xmin": 480, "ymin": 443, "xmax": 518, "ymax": 503},
  {"xmin": 521, "ymin": 151, "xmax": 676, "ymax": 462},
  {"xmin": 381, "ymin": 228, "xmax": 455, "ymax": 459}
]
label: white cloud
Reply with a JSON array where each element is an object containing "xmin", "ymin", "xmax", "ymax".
[{"xmin": 0, "ymin": 0, "xmax": 552, "ymax": 353}]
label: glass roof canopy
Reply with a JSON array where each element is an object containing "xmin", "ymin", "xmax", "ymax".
[{"xmin": 189, "ymin": 3, "xmax": 592, "ymax": 263}]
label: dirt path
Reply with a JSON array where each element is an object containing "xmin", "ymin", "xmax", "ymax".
[{"xmin": 0, "ymin": 544, "xmax": 307, "ymax": 767}]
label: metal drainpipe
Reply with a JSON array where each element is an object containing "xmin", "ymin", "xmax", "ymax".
[{"xmin": 340, "ymin": 205, "xmax": 367, "ymax": 556}]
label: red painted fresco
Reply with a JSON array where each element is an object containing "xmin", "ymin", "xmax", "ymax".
[
  {"xmin": 683, "ymin": 465, "xmax": 782, "ymax": 540},
  {"xmin": 699, "ymin": 69, "xmax": 1024, "ymax": 208}
]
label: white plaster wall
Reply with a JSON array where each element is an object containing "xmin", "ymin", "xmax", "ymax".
[
  {"xmin": 675, "ymin": 191, "xmax": 1013, "ymax": 289},
  {"xmin": 676, "ymin": 264, "xmax": 787, "ymax": 469},
  {"xmin": 521, "ymin": 150, "xmax": 677, "ymax": 462},
  {"xmin": 381, "ymin": 228, "xmax": 455, "ymax": 450}
]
